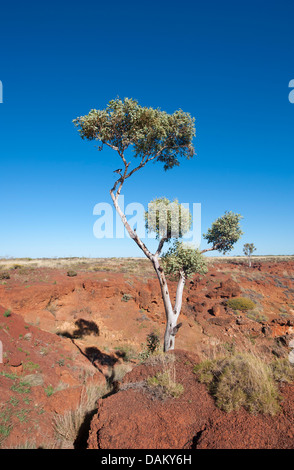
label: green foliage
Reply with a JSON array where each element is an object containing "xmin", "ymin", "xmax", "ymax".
[
  {"xmin": 121, "ymin": 293, "xmax": 132, "ymax": 302},
  {"xmin": 139, "ymin": 331, "xmax": 161, "ymax": 362},
  {"xmin": 10, "ymin": 381, "xmax": 31, "ymax": 394},
  {"xmin": 67, "ymin": 270, "xmax": 77, "ymax": 277},
  {"xmin": 73, "ymin": 97, "xmax": 195, "ymax": 171},
  {"xmin": 246, "ymin": 310, "xmax": 268, "ymax": 323},
  {"xmin": 203, "ymin": 211, "xmax": 243, "ymax": 254},
  {"xmin": 270, "ymin": 358, "xmax": 294, "ymax": 383},
  {"xmin": 44, "ymin": 385, "xmax": 54, "ymax": 397},
  {"xmin": 0, "ymin": 424, "xmax": 12, "ymax": 440},
  {"xmin": 193, "ymin": 353, "xmax": 282, "ymax": 415},
  {"xmin": 145, "ymin": 197, "xmax": 192, "ymax": 240},
  {"xmin": 3, "ymin": 310, "xmax": 11, "ymax": 317},
  {"xmin": 243, "ymin": 243, "xmax": 256, "ymax": 256},
  {"xmin": 0, "ymin": 272, "xmax": 10, "ymax": 280},
  {"xmin": 23, "ymin": 361, "xmax": 40, "ymax": 372},
  {"xmin": 146, "ymin": 371, "xmax": 184, "ymax": 399},
  {"xmin": 227, "ymin": 297, "xmax": 256, "ymax": 311},
  {"xmin": 161, "ymin": 241, "xmax": 208, "ymax": 279},
  {"xmin": 146, "ymin": 331, "xmax": 161, "ymax": 354},
  {"xmin": 114, "ymin": 345, "xmax": 137, "ymax": 362}
]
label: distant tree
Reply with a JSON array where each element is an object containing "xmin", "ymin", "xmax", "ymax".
[
  {"xmin": 74, "ymin": 98, "xmax": 241, "ymax": 351},
  {"xmin": 201, "ymin": 211, "xmax": 243, "ymax": 254},
  {"xmin": 243, "ymin": 243, "xmax": 256, "ymax": 267}
]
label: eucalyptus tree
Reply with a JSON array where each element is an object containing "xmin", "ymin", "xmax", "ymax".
[
  {"xmin": 243, "ymin": 243, "xmax": 256, "ymax": 267},
  {"xmin": 74, "ymin": 98, "xmax": 242, "ymax": 351},
  {"xmin": 201, "ymin": 211, "xmax": 243, "ymax": 255},
  {"xmin": 74, "ymin": 97, "xmax": 207, "ymax": 351}
]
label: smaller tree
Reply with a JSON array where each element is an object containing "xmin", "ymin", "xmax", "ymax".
[
  {"xmin": 160, "ymin": 241, "xmax": 208, "ymax": 350},
  {"xmin": 144, "ymin": 198, "xmax": 207, "ymax": 351},
  {"xmin": 201, "ymin": 211, "xmax": 243, "ymax": 254},
  {"xmin": 243, "ymin": 243, "xmax": 256, "ymax": 267}
]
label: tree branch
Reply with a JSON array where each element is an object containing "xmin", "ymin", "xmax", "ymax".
[
  {"xmin": 200, "ymin": 246, "xmax": 217, "ymax": 254},
  {"xmin": 155, "ymin": 237, "xmax": 168, "ymax": 257},
  {"xmin": 109, "ymin": 187, "xmax": 154, "ymax": 261}
]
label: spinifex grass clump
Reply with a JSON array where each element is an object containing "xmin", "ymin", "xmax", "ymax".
[
  {"xmin": 193, "ymin": 353, "xmax": 282, "ymax": 415},
  {"xmin": 227, "ymin": 297, "xmax": 255, "ymax": 311},
  {"xmin": 270, "ymin": 358, "xmax": 294, "ymax": 383},
  {"xmin": 146, "ymin": 371, "xmax": 184, "ymax": 399}
]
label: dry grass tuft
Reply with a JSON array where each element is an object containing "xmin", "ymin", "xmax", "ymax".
[
  {"xmin": 53, "ymin": 382, "xmax": 109, "ymax": 448},
  {"xmin": 193, "ymin": 349, "xmax": 294, "ymax": 416}
]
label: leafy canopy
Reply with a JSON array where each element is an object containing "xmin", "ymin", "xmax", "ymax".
[
  {"xmin": 203, "ymin": 211, "xmax": 243, "ymax": 254},
  {"xmin": 73, "ymin": 97, "xmax": 196, "ymax": 170},
  {"xmin": 145, "ymin": 197, "xmax": 192, "ymax": 240},
  {"xmin": 243, "ymin": 243, "xmax": 256, "ymax": 256},
  {"xmin": 161, "ymin": 241, "xmax": 208, "ymax": 279}
]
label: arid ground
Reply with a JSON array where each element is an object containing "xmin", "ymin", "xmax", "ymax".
[{"xmin": 0, "ymin": 256, "xmax": 294, "ymax": 449}]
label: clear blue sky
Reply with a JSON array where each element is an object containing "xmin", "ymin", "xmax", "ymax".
[{"xmin": 0, "ymin": 0, "xmax": 293, "ymax": 258}]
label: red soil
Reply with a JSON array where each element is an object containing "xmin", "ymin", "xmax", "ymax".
[
  {"xmin": 88, "ymin": 350, "xmax": 294, "ymax": 449},
  {"xmin": 0, "ymin": 258, "xmax": 293, "ymax": 448}
]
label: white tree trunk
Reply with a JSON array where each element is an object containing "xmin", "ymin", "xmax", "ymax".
[
  {"xmin": 110, "ymin": 188, "xmax": 185, "ymax": 353},
  {"xmin": 153, "ymin": 257, "xmax": 185, "ymax": 352}
]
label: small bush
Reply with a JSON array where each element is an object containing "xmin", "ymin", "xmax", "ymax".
[
  {"xmin": 44, "ymin": 385, "xmax": 54, "ymax": 397},
  {"xmin": 146, "ymin": 371, "xmax": 184, "ymax": 399},
  {"xmin": 115, "ymin": 345, "xmax": 137, "ymax": 362},
  {"xmin": 3, "ymin": 310, "xmax": 11, "ymax": 318},
  {"xmin": 0, "ymin": 272, "xmax": 10, "ymax": 280},
  {"xmin": 193, "ymin": 353, "xmax": 282, "ymax": 415},
  {"xmin": 121, "ymin": 293, "xmax": 132, "ymax": 302},
  {"xmin": 67, "ymin": 270, "xmax": 77, "ymax": 277},
  {"xmin": 146, "ymin": 331, "xmax": 160, "ymax": 354},
  {"xmin": 138, "ymin": 331, "xmax": 162, "ymax": 362},
  {"xmin": 227, "ymin": 297, "xmax": 256, "ymax": 311},
  {"xmin": 246, "ymin": 310, "xmax": 269, "ymax": 323},
  {"xmin": 270, "ymin": 358, "xmax": 294, "ymax": 383},
  {"xmin": 11, "ymin": 264, "xmax": 23, "ymax": 270},
  {"xmin": 10, "ymin": 381, "xmax": 31, "ymax": 394}
]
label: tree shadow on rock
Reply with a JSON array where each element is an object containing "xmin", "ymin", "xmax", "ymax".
[{"xmin": 57, "ymin": 318, "xmax": 99, "ymax": 339}]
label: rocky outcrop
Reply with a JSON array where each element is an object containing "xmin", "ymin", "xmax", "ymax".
[{"xmin": 87, "ymin": 349, "xmax": 294, "ymax": 449}]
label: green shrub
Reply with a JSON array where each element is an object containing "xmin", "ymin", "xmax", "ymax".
[
  {"xmin": 121, "ymin": 293, "xmax": 132, "ymax": 302},
  {"xmin": 67, "ymin": 270, "xmax": 77, "ymax": 277},
  {"xmin": 193, "ymin": 353, "xmax": 281, "ymax": 415},
  {"xmin": 115, "ymin": 345, "xmax": 137, "ymax": 362},
  {"xmin": 227, "ymin": 297, "xmax": 256, "ymax": 311},
  {"xmin": 0, "ymin": 272, "xmax": 10, "ymax": 280},
  {"xmin": 44, "ymin": 385, "xmax": 54, "ymax": 397},
  {"xmin": 10, "ymin": 381, "xmax": 31, "ymax": 394},
  {"xmin": 146, "ymin": 331, "xmax": 160, "ymax": 354},
  {"xmin": 246, "ymin": 310, "xmax": 269, "ymax": 323},
  {"xmin": 3, "ymin": 310, "xmax": 11, "ymax": 318},
  {"xmin": 11, "ymin": 264, "xmax": 22, "ymax": 270},
  {"xmin": 270, "ymin": 358, "xmax": 294, "ymax": 383},
  {"xmin": 146, "ymin": 371, "xmax": 184, "ymax": 399}
]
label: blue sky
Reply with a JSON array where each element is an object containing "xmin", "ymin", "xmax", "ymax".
[{"xmin": 0, "ymin": 0, "xmax": 293, "ymax": 258}]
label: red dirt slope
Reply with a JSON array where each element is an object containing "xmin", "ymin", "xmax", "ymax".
[
  {"xmin": 88, "ymin": 350, "xmax": 294, "ymax": 449},
  {"xmin": 0, "ymin": 305, "xmax": 105, "ymax": 448}
]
